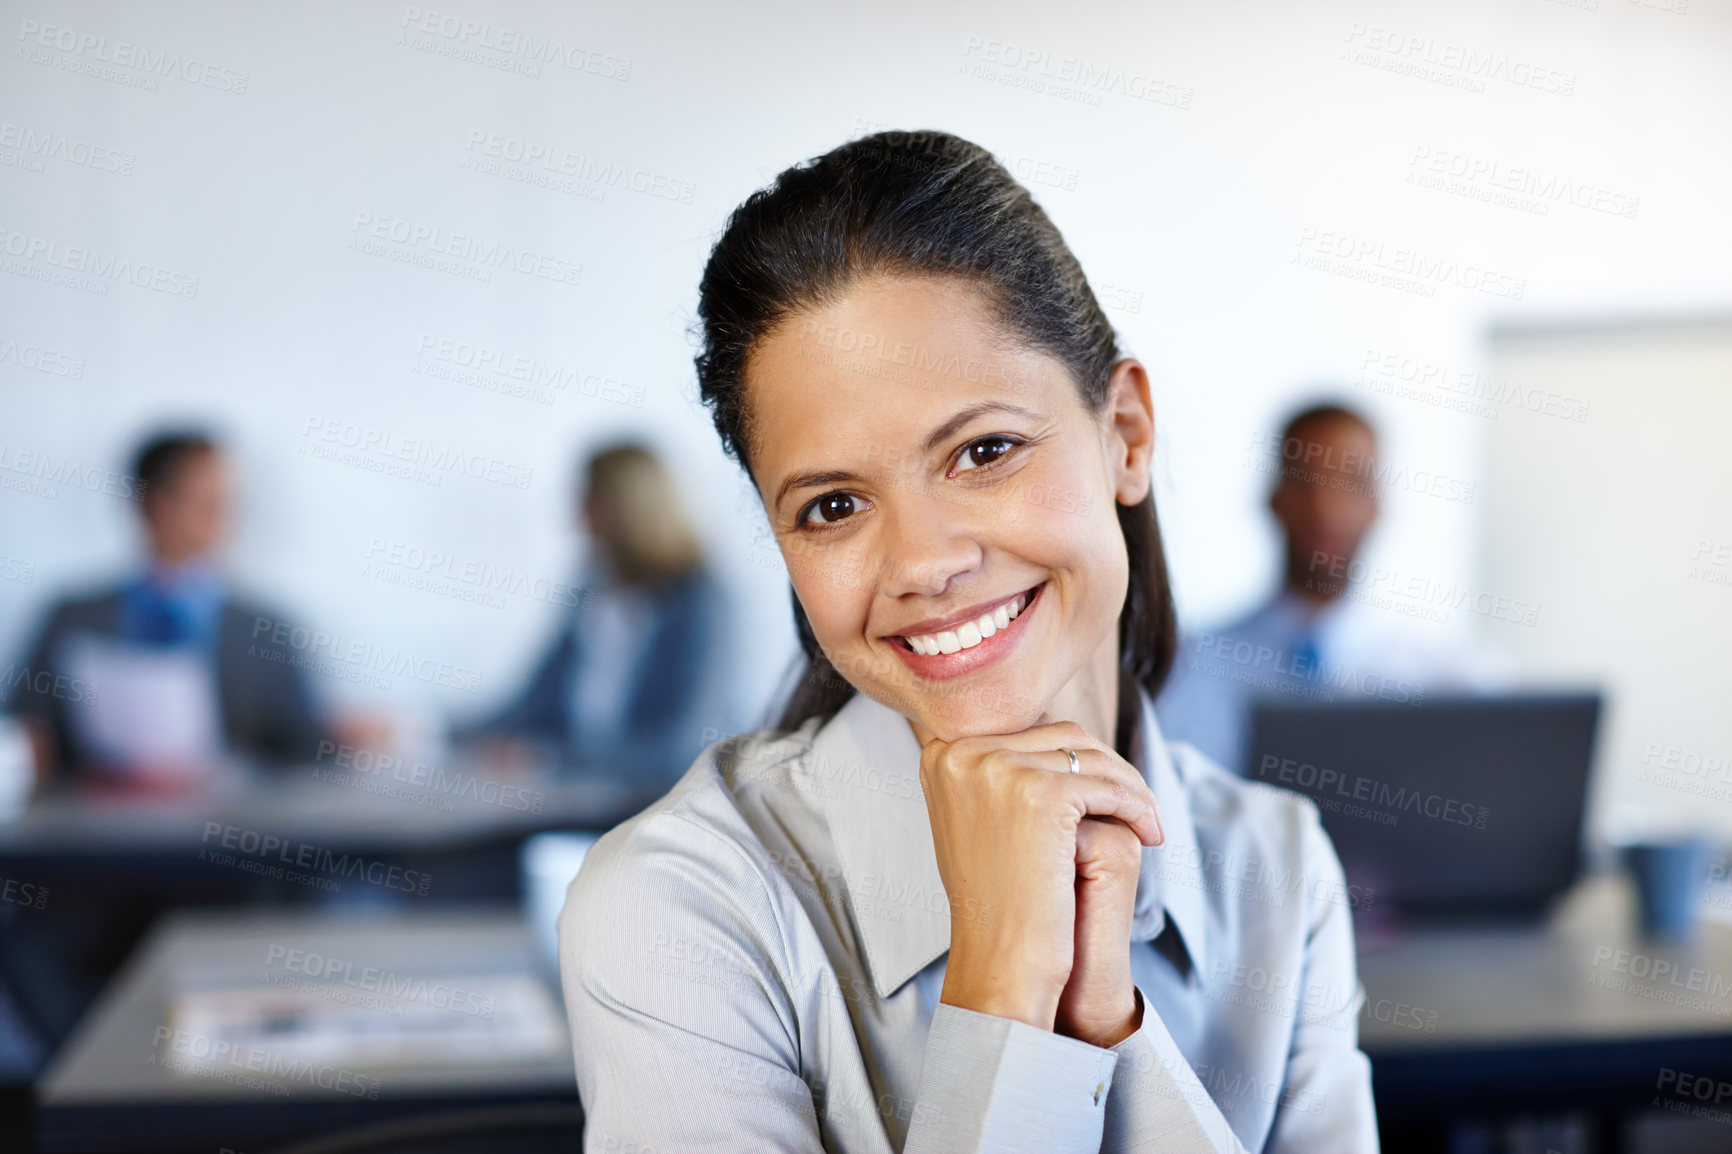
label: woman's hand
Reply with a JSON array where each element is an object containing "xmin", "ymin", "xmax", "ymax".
[
  {"xmin": 1057, "ymin": 815, "xmax": 1146, "ymax": 1047},
  {"xmin": 918, "ymin": 719, "xmax": 1162, "ymax": 1034}
]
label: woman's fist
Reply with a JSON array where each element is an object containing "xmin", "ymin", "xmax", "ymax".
[{"xmin": 918, "ymin": 719, "xmax": 1161, "ymax": 1033}]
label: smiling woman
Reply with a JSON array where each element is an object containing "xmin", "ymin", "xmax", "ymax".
[
  {"xmin": 557, "ymin": 130, "xmax": 1379, "ymax": 1153},
  {"xmin": 746, "ymin": 274, "xmax": 1145, "ymax": 740}
]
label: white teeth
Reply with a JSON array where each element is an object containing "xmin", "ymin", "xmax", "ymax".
[{"xmin": 902, "ymin": 585, "xmax": 1039, "ymax": 656}]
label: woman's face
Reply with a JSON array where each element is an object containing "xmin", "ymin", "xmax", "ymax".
[{"xmin": 744, "ymin": 274, "xmax": 1155, "ymax": 742}]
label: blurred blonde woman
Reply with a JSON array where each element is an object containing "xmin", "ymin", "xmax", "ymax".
[{"xmin": 461, "ymin": 442, "xmax": 738, "ymax": 792}]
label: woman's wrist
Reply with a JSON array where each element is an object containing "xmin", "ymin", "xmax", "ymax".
[
  {"xmin": 1055, "ymin": 985, "xmax": 1143, "ymax": 1048},
  {"xmin": 939, "ymin": 987, "xmax": 1060, "ymax": 1032},
  {"xmin": 940, "ymin": 956, "xmax": 1064, "ymax": 1032}
]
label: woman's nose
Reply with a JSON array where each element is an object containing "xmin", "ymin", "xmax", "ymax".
[{"xmin": 876, "ymin": 498, "xmax": 983, "ymax": 598}]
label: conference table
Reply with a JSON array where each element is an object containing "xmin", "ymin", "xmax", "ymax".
[
  {"xmin": 30, "ymin": 870, "xmax": 1732, "ymax": 1152},
  {"xmin": 0, "ymin": 756, "xmax": 654, "ymax": 873},
  {"xmin": 35, "ymin": 908, "xmax": 579, "ymax": 1154},
  {"xmin": 0, "ymin": 757, "xmax": 660, "ymax": 1078},
  {"xmin": 1359, "ymin": 871, "xmax": 1732, "ymax": 1148}
]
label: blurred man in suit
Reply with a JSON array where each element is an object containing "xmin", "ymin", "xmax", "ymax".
[
  {"xmin": 1156, "ymin": 402, "xmax": 1505, "ymax": 775},
  {"xmin": 457, "ymin": 442, "xmax": 742, "ymax": 794},
  {"xmin": 4, "ymin": 430, "xmax": 336, "ymax": 791},
  {"xmin": 0, "ymin": 430, "xmax": 367, "ymax": 1065}
]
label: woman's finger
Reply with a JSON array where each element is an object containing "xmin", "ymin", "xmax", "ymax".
[
  {"xmin": 1045, "ymin": 769, "xmax": 1164, "ymax": 846},
  {"xmin": 944, "ymin": 722, "xmax": 1155, "ymax": 795},
  {"xmin": 1036, "ymin": 744, "xmax": 1158, "ymax": 814}
]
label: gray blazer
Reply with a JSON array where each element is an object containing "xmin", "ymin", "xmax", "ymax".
[
  {"xmin": 4, "ymin": 585, "xmax": 331, "ymax": 779},
  {"xmin": 457, "ymin": 566, "xmax": 738, "ymax": 790},
  {"xmin": 557, "ymin": 683, "xmax": 1378, "ymax": 1152}
]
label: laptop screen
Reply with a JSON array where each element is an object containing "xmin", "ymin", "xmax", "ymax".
[{"xmin": 1245, "ymin": 693, "xmax": 1601, "ymax": 918}]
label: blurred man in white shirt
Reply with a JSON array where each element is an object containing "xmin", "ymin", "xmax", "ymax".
[{"xmin": 1156, "ymin": 403, "xmax": 1506, "ymax": 775}]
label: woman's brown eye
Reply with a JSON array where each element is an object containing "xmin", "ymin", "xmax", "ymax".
[
  {"xmin": 956, "ymin": 437, "xmax": 1014, "ymax": 473},
  {"xmin": 803, "ymin": 493, "xmax": 857, "ymax": 525}
]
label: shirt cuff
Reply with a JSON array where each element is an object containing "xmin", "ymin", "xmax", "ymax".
[
  {"xmin": 1102, "ymin": 986, "xmax": 1244, "ymax": 1153},
  {"xmin": 905, "ymin": 1001, "xmax": 1119, "ymax": 1153}
]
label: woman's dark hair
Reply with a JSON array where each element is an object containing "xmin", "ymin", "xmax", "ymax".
[{"xmin": 694, "ymin": 129, "xmax": 1177, "ymax": 742}]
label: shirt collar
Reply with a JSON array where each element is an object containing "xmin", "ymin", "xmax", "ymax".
[
  {"xmin": 143, "ymin": 557, "xmax": 223, "ymax": 597},
  {"xmin": 1270, "ymin": 586, "xmax": 1357, "ymax": 638},
  {"xmin": 798, "ymin": 683, "xmax": 1209, "ymax": 1001}
]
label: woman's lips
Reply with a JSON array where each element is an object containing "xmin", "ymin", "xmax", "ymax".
[{"xmin": 885, "ymin": 582, "xmax": 1046, "ymax": 682}]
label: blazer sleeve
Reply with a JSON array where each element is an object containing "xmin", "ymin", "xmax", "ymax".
[
  {"xmin": 220, "ymin": 600, "xmax": 335, "ymax": 767},
  {"xmin": 453, "ymin": 619, "xmax": 575, "ymax": 744},
  {"xmin": 3, "ymin": 600, "xmax": 77, "ymax": 780},
  {"xmin": 4, "ymin": 601, "xmax": 67, "ymax": 727}
]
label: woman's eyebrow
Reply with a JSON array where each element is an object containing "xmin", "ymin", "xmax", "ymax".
[
  {"xmin": 772, "ymin": 400, "xmax": 1043, "ymax": 511},
  {"xmin": 774, "ymin": 468, "xmax": 858, "ymax": 511},
  {"xmin": 920, "ymin": 400, "xmax": 1040, "ymax": 455}
]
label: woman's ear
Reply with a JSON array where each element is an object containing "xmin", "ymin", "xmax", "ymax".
[{"xmin": 1104, "ymin": 358, "xmax": 1155, "ymax": 506}]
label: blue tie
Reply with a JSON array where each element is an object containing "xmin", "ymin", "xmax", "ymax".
[
  {"xmin": 1292, "ymin": 630, "xmax": 1321, "ymax": 683},
  {"xmin": 129, "ymin": 587, "xmax": 195, "ymax": 645}
]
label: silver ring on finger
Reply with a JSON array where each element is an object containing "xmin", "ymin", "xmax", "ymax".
[{"xmin": 1062, "ymin": 747, "xmax": 1081, "ymax": 774}]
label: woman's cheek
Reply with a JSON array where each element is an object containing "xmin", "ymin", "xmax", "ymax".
[
  {"xmin": 788, "ymin": 553, "xmax": 874, "ymax": 663},
  {"xmin": 1008, "ymin": 480, "xmax": 1098, "ymax": 568},
  {"xmin": 1025, "ymin": 476, "xmax": 1127, "ymax": 636},
  {"xmin": 791, "ymin": 541, "xmax": 867, "ymax": 614}
]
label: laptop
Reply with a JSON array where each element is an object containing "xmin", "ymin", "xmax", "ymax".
[{"xmin": 1245, "ymin": 693, "xmax": 1601, "ymax": 919}]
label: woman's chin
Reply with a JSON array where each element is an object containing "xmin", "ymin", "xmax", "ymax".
[{"xmin": 906, "ymin": 689, "xmax": 1052, "ymax": 742}]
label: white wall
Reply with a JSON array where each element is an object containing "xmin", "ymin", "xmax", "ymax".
[
  {"xmin": 2, "ymin": 0, "xmax": 1729, "ymax": 740},
  {"xmin": 1483, "ymin": 320, "xmax": 1732, "ymax": 840}
]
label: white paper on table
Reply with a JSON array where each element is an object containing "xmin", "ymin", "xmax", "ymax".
[
  {"xmin": 56, "ymin": 631, "xmax": 224, "ymax": 773},
  {"xmin": 162, "ymin": 973, "xmax": 568, "ymax": 1072}
]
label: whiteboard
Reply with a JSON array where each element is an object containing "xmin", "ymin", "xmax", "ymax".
[{"xmin": 1483, "ymin": 317, "xmax": 1732, "ymax": 842}]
